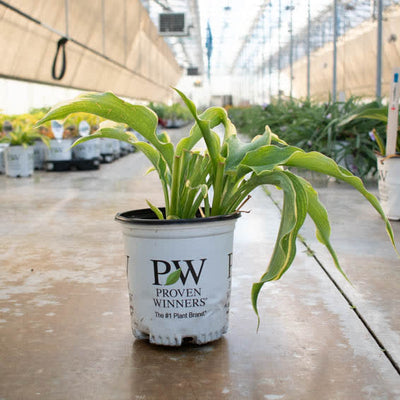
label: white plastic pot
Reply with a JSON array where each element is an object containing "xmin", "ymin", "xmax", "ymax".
[
  {"xmin": 120, "ymin": 141, "xmax": 133, "ymax": 154},
  {"xmin": 0, "ymin": 143, "xmax": 9, "ymax": 174},
  {"xmin": 100, "ymin": 138, "xmax": 114, "ymax": 154},
  {"xmin": 5, "ymin": 145, "xmax": 34, "ymax": 177},
  {"xmin": 33, "ymin": 140, "xmax": 47, "ymax": 169},
  {"xmin": 112, "ymin": 139, "xmax": 121, "ymax": 159},
  {"xmin": 100, "ymin": 138, "xmax": 114, "ymax": 162},
  {"xmin": 46, "ymin": 139, "xmax": 73, "ymax": 161},
  {"xmin": 72, "ymin": 139, "xmax": 100, "ymax": 160},
  {"xmin": 377, "ymin": 155, "xmax": 400, "ymax": 220},
  {"xmin": 115, "ymin": 208, "xmax": 240, "ymax": 346}
]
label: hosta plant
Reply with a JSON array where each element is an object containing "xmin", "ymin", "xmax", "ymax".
[{"xmin": 37, "ymin": 89, "xmax": 396, "ymax": 320}]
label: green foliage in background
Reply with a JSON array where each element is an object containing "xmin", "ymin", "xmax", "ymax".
[
  {"xmin": 147, "ymin": 101, "xmax": 193, "ymax": 122},
  {"xmin": 228, "ymin": 97, "xmax": 389, "ymax": 179},
  {"xmin": 338, "ymin": 105, "xmax": 400, "ymax": 156}
]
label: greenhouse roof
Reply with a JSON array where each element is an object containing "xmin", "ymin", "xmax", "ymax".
[{"xmin": 0, "ymin": 0, "xmax": 399, "ymax": 104}]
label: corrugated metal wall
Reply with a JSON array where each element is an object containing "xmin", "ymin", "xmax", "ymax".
[{"xmin": 0, "ymin": 0, "xmax": 183, "ymax": 102}]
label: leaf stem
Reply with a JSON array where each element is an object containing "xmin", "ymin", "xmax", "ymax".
[
  {"xmin": 211, "ymin": 161, "xmax": 225, "ymax": 216},
  {"xmin": 169, "ymin": 155, "xmax": 182, "ymax": 218}
]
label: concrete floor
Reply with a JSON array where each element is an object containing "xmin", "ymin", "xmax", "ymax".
[{"xmin": 1, "ymin": 129, "xmax": 400, "ymax": 400}]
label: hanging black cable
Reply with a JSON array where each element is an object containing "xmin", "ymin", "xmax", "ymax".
[{"xmin": 52, "ymin": 37, "xmax": 68, "ymax": 80}]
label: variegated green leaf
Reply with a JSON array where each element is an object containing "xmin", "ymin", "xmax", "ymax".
[
  {"xmin": 175, "ymin": 105, "xmax": 236, "ymax": 156},
  {"xmin": 237, "ymin": 145, "xmax": 299, "ymax": 178},
  {"xmin": 296, "ymin": 176, "xmax": 345, "ymax": 280},
  {"xmin": 146, "ymin": 200, "xmax": 164, "ymax": 220},
  {"xmin": 239, "ymin": 144, "xmax": 395, "ymax": 249},
  {"xmin": 174, "ymin": 88, "xmax": 224, "ymax": 168},
  {"xmin": 185, "ymin": 183, "xmax": 209, "ymax": 219},
  {"xmin": 282, "ymin": 150, "xmax": 395, "ymax": 248},
  {"xmin": 249, "ymin": 171, "xmax": 308, "ymax": 322},
  {"xmin": 225, "ymin": 128, "xmax": 271, "ymax": 172}
]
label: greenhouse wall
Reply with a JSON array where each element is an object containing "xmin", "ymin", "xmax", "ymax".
[
  {"xmin": 287, "ymin": 5, "xmax": 400, "ymax": 100},
  {"xmin": 0, "ymin": 0, "xmax": 182, "ymax": 102}
]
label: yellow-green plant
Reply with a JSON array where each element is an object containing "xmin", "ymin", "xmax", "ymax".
[
  {"xmin": 37, "ymin": 89, "xmax": 396, "ymax": 321},
  {"xmin": 0, "ymin": 125, "xmax": 49, "ymax": 147},
  {"xmin": 64, "ymin": 112, "xmax": 103, "ymax": 131}
]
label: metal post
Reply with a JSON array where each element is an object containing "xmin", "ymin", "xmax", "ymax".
[
  {"xmin": 307, "ymin": 0, "xmax": 311, "ymax": 99},
  {"xmin": 123, "ymin": 0, "xmax": 127, "ymax": 65},
  {"xmin": 245, "ymin": 40, "xmax": 249, "ymax": 104},
  {"xmin": 101, "ymin": 0, "xmax": 106, "ymax": 55},
  {"xmin": 376, "ymin": 0, "xmax": 383, "ymax": 100},
  {"xmin": 332, "ymin": 0, "xmax": 338, "ymax": 102},
  {"xmin": 250, "ymin": 40, "xmax": 254, "ymax": 104},
  {"xmin": 269, "ymin": 6, "xmax": 272, "ymax": 101},
  {"xmin": 289, "ymin": 0, "xmax": 294, "ymax": 98},
  {"xmin": 278, "ymin": 0, "xmax": 281, "ymax": 98},
  {"xmin": 262, "ymin": 9, "xmax": 267, "ymax": 102},
  {"xmin": 241, "ymin": 54, "xmax": 245, "ymax": 105}
]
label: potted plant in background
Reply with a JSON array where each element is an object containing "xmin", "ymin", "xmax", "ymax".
[
  {"xmin": 37, "ymin": 89, "xmax": 396, "ymax": 346},
  {"xmin": 34, "ymin": 126, "xmax": 50, "ymax": 170},
  {"xmin": 0, "ymin": 144, "xmax": 6, "ymax": 174},
  {"xmin": 44, "ymin": 120, "xmax": 74, "ymax": 171},
  {"xmin": 0, "ymin": 120, "xmax": 12, "ymax": 174},
  {"xmin": 71, "ymin": 120, "xmax": 102, "ymax": 170},
  {"xmin": 323, "ymin": 99, "xmax": 385, "ymax": 180},
  {"xmin": 0, "ymin": 125, "xmax": 49, "ymax": 177},
  {"xmin": 338, "ymin": 104, "xmax": 400, "ymax": 219}
]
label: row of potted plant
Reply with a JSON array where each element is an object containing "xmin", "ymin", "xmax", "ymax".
[
  {"xmin": 0, "ymin": 112, "xmax": 136, "ymax": 176},
  {"xmin": 0, "ymin": 99, "xmax": 188, "ymax": 177},
  {"xmin": 1, "ymin": 99, "xmax": 194, "ymax": 137}
]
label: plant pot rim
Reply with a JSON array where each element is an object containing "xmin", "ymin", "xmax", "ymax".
[
  {"xmin": 115, "ymin": 207, "xmax": 241, "ymax": 225},
  {"xmin": 377, "ymin": 154, "xmax": 400, "ymax": 165}
]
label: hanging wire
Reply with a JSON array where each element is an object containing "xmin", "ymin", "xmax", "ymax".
[{"xmin": 51, "ymin": 37, "xmax": 68, "ymax": 80}]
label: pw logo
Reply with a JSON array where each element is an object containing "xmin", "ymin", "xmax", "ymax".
[{"xmin": 152, "ymin": 259, "xmax": 206, "ymax": 286}]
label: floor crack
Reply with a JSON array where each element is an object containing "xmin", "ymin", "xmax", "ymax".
[{"xmin": 263, "ymin": 186, "xmax": 400, "ymax": 376}]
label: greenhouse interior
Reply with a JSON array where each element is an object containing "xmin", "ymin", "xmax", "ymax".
[{"xmin": 1, "ymin": 0, "xmax": 400, "ymax": 398}]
